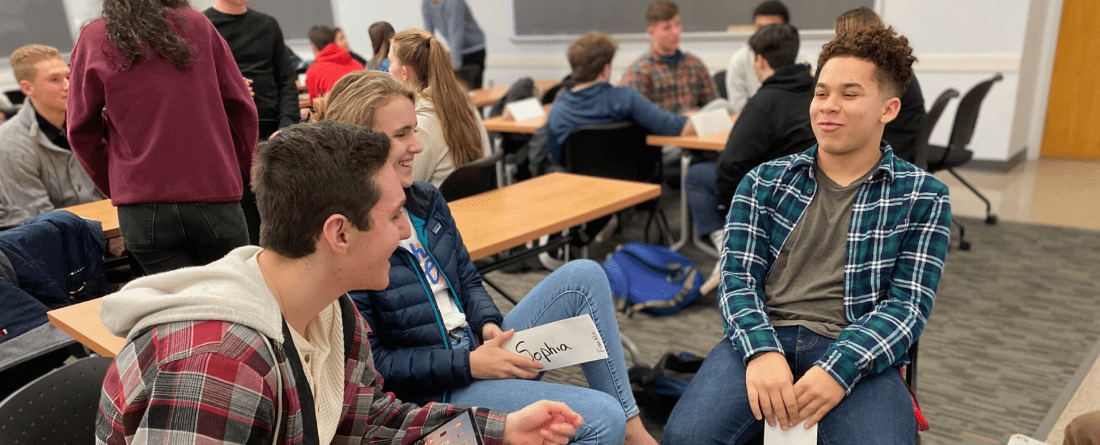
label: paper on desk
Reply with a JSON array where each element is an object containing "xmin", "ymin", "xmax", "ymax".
[
  {"xmin": 505, "ymin": 97, "xmax": 545, "ymax": 122},
  {"xmin": 764, "ymin": 421, "xmax": 817, "ymax": 445},
  {"xmin": 689, "ymin": 108, "xmax": 733, "ymax": 137},
  {"xmin": 500, "ymin": 315, "xmax": 608, "ymax": 371}
]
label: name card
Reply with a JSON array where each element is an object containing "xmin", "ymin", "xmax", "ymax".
[
  {"xmin": 505, "ymin": 97, "xmax": 545, "ymax": 122},
  {"xmin": 501, "ymin": 315, "xmax": 609, "ymax": 371},
  {"xmin": 689, "ymin": 108, "xmax": 733, "ymax": 137},
  {"xmin": 764, "ymin": 421, "xmax": 817, "ymax": 445}
]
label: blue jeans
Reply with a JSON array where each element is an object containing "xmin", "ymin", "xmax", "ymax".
[
  {"xmin": 663, "ymin": 326, "xmax": 915, "ymax": 445},
  {"xmin": 447, "ymin": 260, "xmax": 635, "ymax": 445},
  {"xmin": 685, "ymin": 161, "xmax": 724, "ymax": 236},
  {"xmin": 117, "ymin": 202, "xmax": 249, "ymax": 275}
]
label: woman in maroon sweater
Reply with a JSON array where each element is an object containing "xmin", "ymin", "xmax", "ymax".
[{"xmin": 68, "ymin": 0, "xmax": 258, "ymax": 274}]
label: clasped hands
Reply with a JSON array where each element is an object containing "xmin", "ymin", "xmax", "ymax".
[
  {"xmin": 745, "ymin": 351, "xmax": 846, "ymax": 430},
  {"xmin": 470, "ymin": 323, "xmax": 544, "ymax": 380}
]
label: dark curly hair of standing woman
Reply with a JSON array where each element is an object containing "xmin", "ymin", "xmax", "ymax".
[{"xmin": 102, "ymin": 0, "xmax": 194, "ymax": 71}]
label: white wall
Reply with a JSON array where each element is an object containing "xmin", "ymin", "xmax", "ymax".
[{"xmin": 333, "ymin": 0, "xmax": 1053, "ymax": 165}]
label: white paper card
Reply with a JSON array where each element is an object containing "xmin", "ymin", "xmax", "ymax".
[
  {"xmin": 689, "ymin": 108, "xmax": 733, "ymax": 137},
  {"xmin": 764, "ymin": 421, "xmax": 817, "ymax": 445},
  {"xmin": 501, "ymin": 315, "xmax": 609, "ymax": 371},
  {"xmin": 505, "ymin": 97, "xmax": 545, "ymax": 122}
]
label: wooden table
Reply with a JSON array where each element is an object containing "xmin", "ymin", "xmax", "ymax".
[
  {"xmin": 451, "ymin": 172, "xmax": 660, "ymax": 261},
  {"xmin": 647, "ymin": 122, "xmax": 735, "ymax": 256},
  {"xmin": 469, "ymin": 79, "xmax": 559, "ymax": 108},
  {"xmin": 47, "ymin": 298, "xmax": 124, "ymax": 356},
  {"xmin": 482, "ymin": 107, "xmax": 550, "ymax": 134},
  {"xmin": 47, "ymin": 173, "xmax": 659, "ymax": 356},
  {"xmin": 61, "ymin": 199, "xmax": 120, "ymax": 240}
]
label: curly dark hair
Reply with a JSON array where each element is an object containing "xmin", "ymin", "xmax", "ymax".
[
  {"xmin": 102, "ymin": 0, "xmax": 194, "ymax": 71},
  {"xmin": 817, "ymin": 26, "xmax": 915, "ymax": 99}
]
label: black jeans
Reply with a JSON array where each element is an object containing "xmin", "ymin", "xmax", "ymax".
[
  {"xmin": 117, "ymin": 202, "xmax": 249, "ymax": 275},
  {"xmin": 456, "ymin": 48, "xmax": 486, "ymax": 89}
]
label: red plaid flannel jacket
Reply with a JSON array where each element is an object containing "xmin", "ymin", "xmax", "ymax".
[{"xmin": 96, "ymin": 296, "xmax": 507, "ymax": 445}]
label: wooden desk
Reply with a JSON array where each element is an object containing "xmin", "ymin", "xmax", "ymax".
[
  {"xmin": 48, "ymin": 298, "xmax": 124, "ymax": 356},
  {"xmin": 47, "ymin": 173, "xmax": 659, "ymax": 357},
  {"xmin": 646, "ymin": 118, "xmax": 737, "ymax": 255},
  {"xmin": 482, "ymin": 110, "xmax": 549, "ymax": 134},
  {"xmin": 62, "ymin": 199, "xmax": 120, "ymax": 240},
  {"xmin": 451, "ymin": 172, "xmax": 660, "ymax": 261},
  {"xmin": 469, "ymin": 79, "xmax": 559, "ymax": 108}
]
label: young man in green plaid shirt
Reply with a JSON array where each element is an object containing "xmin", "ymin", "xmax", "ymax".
[{"xmin": 663, "ymin": 25, "xmax": 951, "ymax": 445}]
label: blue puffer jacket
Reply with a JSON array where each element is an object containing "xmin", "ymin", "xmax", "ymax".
[
  {"xmin": 349, "ymin": 182, "xmax": 503, "ymax": 404},
  {"xmin": 0, "ymin": 210, "xmax": 107, "ymax": 341}
]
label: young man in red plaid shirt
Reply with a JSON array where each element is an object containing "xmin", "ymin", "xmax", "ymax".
[{"xmin": 96, "ymin": 121, "xmax": 582, "ymax": 445}]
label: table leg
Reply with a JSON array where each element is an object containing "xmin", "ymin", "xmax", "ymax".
[
  {"xmin": 670, "ymin": 150, "xmax": 720, "ymax": 257},
  {"xmin": 670, "ymin": 152, "xmax": 692, "ymax": 251}
]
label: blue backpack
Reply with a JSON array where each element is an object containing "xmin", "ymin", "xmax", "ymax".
[{"xmin": 602, "ymin": 243, "xmax": 703, "ymax": 316}]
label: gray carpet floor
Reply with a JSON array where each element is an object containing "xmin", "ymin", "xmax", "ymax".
[{"xmin": 479, "ymin": 190, "xmax": 1100, "ymax": 444}]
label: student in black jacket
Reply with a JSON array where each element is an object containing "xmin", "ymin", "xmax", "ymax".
[
  {"xmin": 685, "ymin": 23, "xmax": 816, "ymax": 294},
  {"xmin": 204, "ymin": 0, "xmax": 301, "ymax": 245},
  {"xmin": 203, "ymin": 0, "xmax": 299, "ymax": 139}
]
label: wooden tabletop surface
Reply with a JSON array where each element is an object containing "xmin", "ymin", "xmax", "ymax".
[
  {"xmin": 469, "ymin": 79, "xmax": 559, "ymax": 108},
  {"xmin": 451, "ymin": 172, "xmax": 660, "ymax": 260},
  {"xmin": 47, "ymin": 172, "xmax": 659, "ymax": 357},
  {"xmin": 60, "ymin": 199, "xmax": 119, "ymax": 239}
]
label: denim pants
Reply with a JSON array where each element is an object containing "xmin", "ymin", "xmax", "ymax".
[
  {"xmin": 447, "ymin": 260, "xmax": 636, "ymax": 445},
  {"xmin": 117, "ymin": 202, "xmax": 249, "ymax": 275},
  {"xmin": 663, "ymin": 326, "xmax": 915, "ymax": 445},
  {"xmin": 685, "ymin": 161, "xmax": 725, "ymax": 236}
]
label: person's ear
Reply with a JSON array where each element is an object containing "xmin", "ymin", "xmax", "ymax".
[
  {"xmin": 320, "ymin": 214, "xmax": 352, "ymax": 254},
  {"xmin": 19, "ymin": 79, "xmax": 33, "ymax": 97},
  {"xmin": 880, "ymin": 96, "xmax": 901, "ymax": 125}
]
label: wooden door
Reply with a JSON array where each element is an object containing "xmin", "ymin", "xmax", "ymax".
[{"xmin": 1042, "ymin": 0, "xmax": 1100, "ymax": 159}]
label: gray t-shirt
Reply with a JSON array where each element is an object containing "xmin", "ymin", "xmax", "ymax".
[{"xmin": 765, "ymin": 157, "xmax": 879, "ymax": 338}]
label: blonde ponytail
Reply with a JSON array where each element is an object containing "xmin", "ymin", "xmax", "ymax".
[{"xmin": 392, "ymin": 30, "xmax": 483, "ymax": 168}]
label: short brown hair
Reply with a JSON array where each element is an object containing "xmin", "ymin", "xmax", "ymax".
[
  {"xmin": 817, "ymin": 26, "xmax": 914, "ymax": 99},
  {"xmin": 646, "ymin": 1, "xmax": 679, "ymax": 24},
  {"xmin": 309, "ymin": 25, "xmax": 337, "ymax": 50},
  {"xmin": 252, "ymin": 121, "xmax": 390, "ymax": 258},
  {"xmin": 835, "ymin": 7, "xmax": 884, "ymax": 34},
  {"xmin": 568, "ymin": 31, "xmax": 617, "ymax": 83},
  {"xmin": 10, "ymin": 45, "xmax": 62, "ymax": 83}
]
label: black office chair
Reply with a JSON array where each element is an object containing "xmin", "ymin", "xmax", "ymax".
[
  {"xmin": 0, "ymin": 355, "xmax": 112, "ymax": 445},
  {"xmin": 912, "ymin": 88, "xmax": 973, "ymax": 250},
  {"xmin": 926, "ymin": 73, "xmax": 1002, "ymax": 227},
  {"xmin": 562, "ymin": 121, "xmax": 673, "ymax": 244},
  {"xmin": 713, "ymin": 70, "xmax": 728, "ymax": 100},
  {"xmin": 439, "ymin": 150, "xmax": 504, "ymax": 202}
]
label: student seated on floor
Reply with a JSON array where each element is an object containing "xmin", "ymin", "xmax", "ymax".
[
  {"xmin": 546, "ymin": 31, "xmax": 694, "ymax": 167},
  {"xmin": 96, "ymin": 120, "xmax": 582, "ymax": 444},
  {"xmin": 319, "ymin": 70, "xmax": 660, "ymax": 445},
  {"xmin": 388, "ymin": 30, "xmax": 491, "ymax": 188},
  {"xmin": 662, "ymin": 25, "xmax": 951, "ymax": 445}
]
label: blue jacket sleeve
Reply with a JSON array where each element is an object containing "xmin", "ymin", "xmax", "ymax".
[{"xmin": 622, "ymin": 88, "xmax": 686, "ymax": 136}]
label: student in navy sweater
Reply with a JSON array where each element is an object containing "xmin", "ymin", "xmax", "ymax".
[{"xmin": 546, "ymin": 31, "xmax": 694, "ymax": 166}]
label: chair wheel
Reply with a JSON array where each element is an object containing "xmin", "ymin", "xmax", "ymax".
[
  {"xmin": 959, "ymin": 240, "xmax": 972, "ymax": 251},
  {"xmin": 985, "ymin": 215, "xmax": 998, "ymax": 225}
]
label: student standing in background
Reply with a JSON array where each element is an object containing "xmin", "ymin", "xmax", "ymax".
[
  {"xmin": 204, "ymin": 0, "xmax": 300, "ymax": 244},
  {"xmin": 422, "ymin": 0, "xmax": 487, "ymax": 88},
  {"xmin": 68, "ymin": 0, "xmax": 257, "ymax": 274}
]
